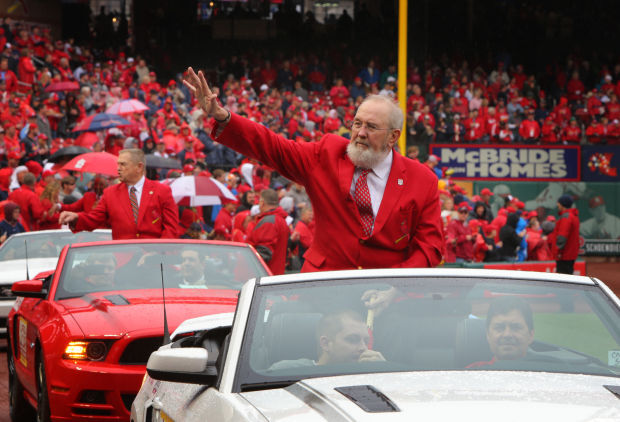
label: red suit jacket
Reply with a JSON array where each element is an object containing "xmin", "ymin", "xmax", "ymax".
[
  {"xmin": 247, "ymin": 207, "xmax": 290, "ymax": 275},
  {"xmin": 217, "ymin": 113, "xmax": 443, "ymax": 271},
  {"xmin": 73, "ymin": 179, "xmax": 178, "ymax": 240},
  {"xmin": 8, "ymin": 185, "xmax": 45, "ymax": 231}
]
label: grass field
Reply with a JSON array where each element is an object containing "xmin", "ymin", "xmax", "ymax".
[{"xmin": 534, "ymin": 313, "xmax": 619, "ymax": 363}]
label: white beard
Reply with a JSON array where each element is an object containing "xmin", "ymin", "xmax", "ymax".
[{"xmin": 346, "ymin": 141, "xmax": 388, "ymax": 169}]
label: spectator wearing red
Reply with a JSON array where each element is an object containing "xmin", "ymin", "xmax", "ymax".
[
  {"xmin": 552, "ymin": 97, "xmax": 572, "ymax": 127},
  {"xmin": 553, "ymin": 195, "xmax": 580, "ymax": 275},
  {"xmin": 518, "ymin": 110, "xmax": 541, "ymax": 143},
  {"xmin": 38, "ymin": 180, "xmax": 61, "ymax": 230},
  {"xmin": 329, "ymin": 78, "xmax": 350, "ymax": 108},
  {"xmin": 586, "ymin": 90, "xmax": 604, "ymax": 120},
  {"xmin": 61, "ymin": 177, "xmax": 108, "ymax": 213},
  {"xmin": 247, "ymin": 189, "xmax": 290, "ymax": 275},
  {"xmin": 290, "ymin": 206, "xmax": 314, "ymax": 267},
  {"xmin": 0, "ymin": 56, "xmax": 18, "ymax": 92},
  {"xmin": 497, "ymin": 116, "xmax": 514, "ymax": 143},
  {"xmin": 464, "ymin": 109, "xmax": 485, "ymax": 142},
  {"xmin": 561, "ymin": 118, "xmax": 582, "ymax": 144},
  {"xmin": 606, "ymin": 94, "xmax": 620, "ymax": 121},
  {"xmin": 485, "ymin": 107, "xmax": 499, "ymax": 141},
  {"xmin": 526, "ymin": 217, "xmax": 553, "ymax": 261},
  {"xmin": 608, "ymin": 118, "xmax": 620, "ymax": 145},
  {"xmin": 407, "ymin": 84, "xmax": 425, "ymax": 113},
  {"xmin": 7, "ymin": 172, "xmax": 45, "ymax": 231},
  {"xmin": 445, "ymin": 202, "xmax": 474, "ymax": 263},
  {"xmin": 540, "ymin": 117, "xmax": 559, "ymax": 144},
  {"xmin": 17, "ymin": 48, "xmax": 36, "ymax": 92},
  {"xmin": 586, "ymin": 118, "xmax": 605, "ymax": 144},
  {"xmin": 566, "ymin": 71, "xmax": 585, "ymax": 103},
  {"xmin": 213, "ymin": 197, "xmax": 238, "ymax": 241}
]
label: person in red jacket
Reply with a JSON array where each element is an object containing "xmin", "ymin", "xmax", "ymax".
[
  {"xmin": 7, "ymin": 172, "xmax": 45, "ymax": 231},
  {"xmin": 59, "ymin": 149, "xmax": 179, "ymax": 240},
  {"xmin": 586, "ymin": 119, "xmax": 605, "ymax": 144},
  {"xmin": 0, "ymin": 57, "xmax": 18, "ymax": 92},
  {"xmin": 247, "ymin": 189, "xmax": 290, "ymax": 275},
  {"xmin": 464, "ymin": 109, "xmax": 485, "ymax": 142},
  {"xmin": 445, "ymin": 202, "xmax": 474, "ymax": 263},
  {"xmin": 518, "ymin": 110, "xmax": 540, "ymax": 143},
  {"xmin": 61, "ymin": 177, "xmax": 108, "ymax": 213},
  {"xmin": 213, "ymin": 197, "xmax": 238, "ymax": 241},
  {"xmin": 561, "ymin": 118, "xmax": 582, "ymax": 144},
  {"xmin": 566, "ymin": 71, "xmax": 585, "ymax": 103},
  {"xmin": 291, "ymin": 206, "xmax": 315, "ymax": 267},
  {"xmin": 17, "ymin": 48, "xmax": 36, "ymax": 92},
  {"xmin": 540, "ymin": 117, "xmax": 559, "ymax": 144},
  {"xmin": 553, "ymin": 195, "xmax": 580, "ymax": 274},
  {"xmin": 38, "ymin": 180, "xmax": 61, "ymax": 230}
]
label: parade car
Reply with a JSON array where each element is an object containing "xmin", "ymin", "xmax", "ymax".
[
  {"xmin": 7, "ymin": 239, "xmax": 270, "ymax": 422},
  {"xmin": 133, "ymin": 268, "xmax": 620, "ymax": 421},
  {"xmin": 0, "ymin": 229, "xmax": 111, "ymax": 337}
]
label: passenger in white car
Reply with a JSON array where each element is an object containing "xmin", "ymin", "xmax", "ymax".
[{"xmin": 269, "ymin": 310, "xmax": 385, "ymax": 371}]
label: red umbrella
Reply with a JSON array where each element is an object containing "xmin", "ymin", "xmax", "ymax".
[
  {"xmin": 162, "ymin": 176, "xmax": 237, "ymax": 206},
  {"xmin": 44, "ymin": 81, "xmax": 80, "ymax": 93},
  {"xmin": 62, "ymin": 152, "xmax": 118, "ymax": 177},
  {"xmin": 106, "ymin": 99, "xmax": 149, "ymax": 115},
  {"xmin": 75, "ymin": 132, "xmax": 100, "ymax": 149}
]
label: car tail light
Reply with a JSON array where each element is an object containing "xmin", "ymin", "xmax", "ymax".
[{"xmin": 63, "ymin": 341, "xmax": 108, "ymax": 361}]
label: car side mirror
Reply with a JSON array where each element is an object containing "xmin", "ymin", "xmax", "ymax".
[
  {"xmin": 12, "ymin": 279, "xmax": 47, "ymax": 298},
  {"xmin": 146, "ymin": 347, "xmax": 217, "ymax": 385}
]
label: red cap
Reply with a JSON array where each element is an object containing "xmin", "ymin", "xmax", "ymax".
[
  {"xmin": 183, "ymin": 164, "xmax": 195, "ymax": 173},
  {"xmin": 25, "ymin": 160, "xmax": 43, "ymax": 177},
  {"xmin": 42, "ymin": 170, "xmax": 56, "ymax": 178},
  {"xmin": 221, "ymin": 197, "xmax": 239, "ymax": 205},
  {"xmin": 457, "ymin": 202, "xmax": 472, "ymax": 212},
  {"xmin": 589, "ymin": 196, "xmax": 605, "ymax": 208},
  {"xmin": 8, "ymin": 151, "xmax": 20, "ymax": 160},
  {"xmin": 198, "ymin": 169, "xmax": 211, "ymax": 178},
  {"xmin": 480, "ymin": 188, "xmax": 493, "ymax": 196}
]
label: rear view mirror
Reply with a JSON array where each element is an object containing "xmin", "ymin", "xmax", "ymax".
[
  {"xmin": 12, "ymin": 279, "xmax": 46, "ymax": 298},
  {"xmin": 147, "ymin": 347, "xmax": 217, "ymax": 385}
]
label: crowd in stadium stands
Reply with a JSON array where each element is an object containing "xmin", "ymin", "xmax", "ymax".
[{"xmin": 0, "ymin": 17, "xmax": 605, "ymax": 269}]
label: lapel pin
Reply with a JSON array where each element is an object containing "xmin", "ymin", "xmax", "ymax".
[
  {"xmin": 397, "ymin": 179, "xmax": 403, "ymax": 185},
  {"xmin": 149, "ymin": 191, "xmax": 153, "ymax": 194}
]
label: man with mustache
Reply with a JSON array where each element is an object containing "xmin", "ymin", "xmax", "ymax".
[
  {"xmin": 183, "ymin": 68, "xmax": 443, "ymax": 273},
  {"xmin": 467, "ymin": 297, "xmax": 535, "ymax": 367}
]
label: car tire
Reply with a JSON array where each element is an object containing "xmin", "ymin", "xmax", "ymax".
[
  {"xmin": 8, "ymin": 345, "xmax": 35, "ymax": 422},
  {"xmin": 36, "ymin": 352, "xmax": 51, "ymax": 422}
]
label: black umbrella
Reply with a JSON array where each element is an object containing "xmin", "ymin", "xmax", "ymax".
[
  {"xmin": 146, "ymin": 154, "xmax": 182, "ymax": 169},
  {"xmin": 48, "ymin": 146, "xmax": 92, "ymax": 163}
]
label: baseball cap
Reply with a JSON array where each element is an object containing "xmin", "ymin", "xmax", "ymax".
[
  {"xmin": 183, "ymin": 164, "xmax": 195, "ymax": 173},
  {"xmin": 457, "ymin": 202, "xmax": 471, "ymax": 212},
  {"xmin": 589, "ymin": 196, "xmax": 605, "ymax": 209},
  {"xmin": 558, "ymin": 194, "xmax": 573, "ymax": 208},
  {"xmin": 480, "ymin": 188, "xmax": 493, "ymax": 196},
  {"xmin": 428, "ymin": 154, "xmax": 440, "ymax": 163}
]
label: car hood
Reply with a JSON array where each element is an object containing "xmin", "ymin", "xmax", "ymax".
[
  {"xmin": 0, "ymin": 258, "xmax": 59, "ymax": 286},
  {"xmin": 59, "ymin": 289, "xmax": 238, "ymax": 337},
  {"xmin": 241, "ymin": 371, "xmax": 620, "ymax": 421}
]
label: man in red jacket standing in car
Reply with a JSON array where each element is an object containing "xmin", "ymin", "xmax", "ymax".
[
  {"xmin": 59, "ymin": 149, "xmax": 179, "ymax": 239},
  {"xmin": 553, "ymin": 195, "xmax": 580, "ymax": 274}
]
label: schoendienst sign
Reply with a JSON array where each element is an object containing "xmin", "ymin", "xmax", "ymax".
[{"xmin": 429, "ymin": 144, "xmax": 580, "ymax": 181}]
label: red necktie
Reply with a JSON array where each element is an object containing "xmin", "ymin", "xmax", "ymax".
[
  {"xmin": 354, "ymin": 169, "xmax": 373, "ymax": 238},
  {"xmin": 129, "ymin": 186, "xmax": 139, "ymax": 223}
]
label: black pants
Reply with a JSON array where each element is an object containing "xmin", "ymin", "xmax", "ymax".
[{"xmin": 556, "ymin": 260, "xmax": 575, "ymax": 275}]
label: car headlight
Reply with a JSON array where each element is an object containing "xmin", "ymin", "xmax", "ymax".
[{"xmin": 63, "ymin": 341, "xmax": 108, "ymax": 361}]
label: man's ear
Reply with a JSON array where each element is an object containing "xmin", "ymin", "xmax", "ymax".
[{"xmin": 388, "ymin": 129, "xmax": 401, "ymax": 149}]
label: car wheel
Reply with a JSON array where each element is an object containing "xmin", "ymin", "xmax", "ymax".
[
  {"xmin": 7, "ymin": 346, "xmax": 35, "ymax": 422},
  {"xmin": 36, "ymin": 352, "xmax": 51, "ymax": 422}
]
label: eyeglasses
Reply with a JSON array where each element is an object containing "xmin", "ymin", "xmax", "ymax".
[
  {"xmin": 350, "ymin": 120, "xmax": 394, "ymax": 133},
  {"xmin": 458, "ymin": 210, "xmax": 468, "ymax": 214}
]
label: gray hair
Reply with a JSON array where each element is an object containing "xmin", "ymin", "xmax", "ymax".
[
  {"xmin": 119, "ymin": 148, "xmax": 146, "ymax": 166},
  {"xmin": 361, "ymin": 94, "xmax": 404, "ymax": 131}
]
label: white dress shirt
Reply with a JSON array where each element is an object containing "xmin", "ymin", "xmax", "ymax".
[
  {"xmin": 349, "ymin": 150, "xmax": 393, "ymax": 219},
  {"xmin": 128, "ymin": 175, "xmax": 146, "ymax": 207}
]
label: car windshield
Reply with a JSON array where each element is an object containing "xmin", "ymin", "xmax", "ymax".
[
  {"xmin": 237, "ymin": 276, "xmax": 620, "ymax": 390},
  {"xmin": 55, "ymin": 242, "xmax": 268, "ymax": 299},
  {"xmin": 0, "ymin": 231, "xmax": 111, "ymax": 261}
]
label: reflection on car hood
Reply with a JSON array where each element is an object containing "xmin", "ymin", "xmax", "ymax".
[
  {"xmin": 60, "ymin": 289, "xmax": 238, "ymax": 337},
  {"xmin": 241, "ymin": 371, "xmax": 620, "ymax": 421},
  {"xmin": 0, "ymin": 258, "xmax": 59, "ymax": 285}
]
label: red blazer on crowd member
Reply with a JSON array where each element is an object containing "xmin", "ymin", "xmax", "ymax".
[
  {"xmin": 464, "ymin": 116, "xmax": 485, "ymax": 142},
  {"xmin": 8, "ymin": 185, "xmax": 45, "ymax": 231},
  {"xmin": 247, "ymin": 206, "xmax": 290, "ymax": 275},
  {"xmin": 213, "ymin": 206, "xmax": 234, "ymax": 241},
  {"xmin": 526, "ymin": 228, "xmax": 552, "ymax": 261},
  {"xmin": 566, "ymin": 78, "xmax": 585, "ymax": 102},
  {"xmin": 606, "ymin": 100, "xmax": 620, "ymax": 121},
  {"xmin": 553, "ymin": 99, "xmax": 572, "ymax": 126},
  {"xmin": 72, "ymin": 179, "xmax": 178, "ymax": 240},
  {"xmin": 216, "ymin": 113, "xmax": 443, "ymax": 272},
  {"xmin": 17, "ymin": 54, "xmax": 36, "ymax": 88},
  {"xmin": 61, "ymin": 191, "xmax": 101, "ymax": 213},
  {"xmin": 294, "ymin": 218, "xmax": 315, "ymax": 251},
  {"xmin": 553, "ymin": 208, "xmax": 580, "ymax": 261}
]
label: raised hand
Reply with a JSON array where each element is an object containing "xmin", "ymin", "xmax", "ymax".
[{"xmin": 183, "ymin": 67, "xmax": 228, "ymax": 121}]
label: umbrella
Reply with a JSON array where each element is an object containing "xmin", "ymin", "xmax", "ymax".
[
  {"xmin": 62, "ymin": 152, "xmax": 119, "ymax": 176},
  {"xmin": 48, "ymin": 146, "xmax": 91, "ymax": 163},
  {"xmin": 44, "ymin": 81, "xmax": 80, "ymax": 93},
  {"xmin": 106, "ymin": 99, "xmax": 149, "ymax": 115},
  {"xmin": 146, "ymin": 154, "xmax": 181, "ymax": 169},
  {"xmin": 163, "ymin": 175, "xmax": 236, "ymax": 206},
  {"xmin": 72, "ymin": 113, "xmax": 131, "ymax": 133},
  {"xmin": 75, "ymin": 132, "xmax": 100, "ymax": 149}
]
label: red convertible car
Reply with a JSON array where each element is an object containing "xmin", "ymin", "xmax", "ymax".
[{"xmin": 7, "ymin": 239, "xmax": 270, "ymax": 422}]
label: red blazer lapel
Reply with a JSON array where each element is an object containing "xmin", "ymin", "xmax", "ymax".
[
  {"xmin": 338, "ymin": 154, "xmax": 360, "ymax": 217},
  {"xmin": 373, "ymin": 153, "xmax": 407, "ymax": 235}
]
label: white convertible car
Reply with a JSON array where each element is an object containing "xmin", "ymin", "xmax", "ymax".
[{"xmin": 132, "ymin": 268, "xmax": 620, "ymax": 421}]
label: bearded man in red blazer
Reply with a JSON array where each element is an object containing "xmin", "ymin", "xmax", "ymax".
[
  {"xmin": 59, "ymin": 149, "xmax": 179, "ymax": 239},
  {"xmin": 185, "ymin": 68, "xmax": 443, "ymax": 272}
]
